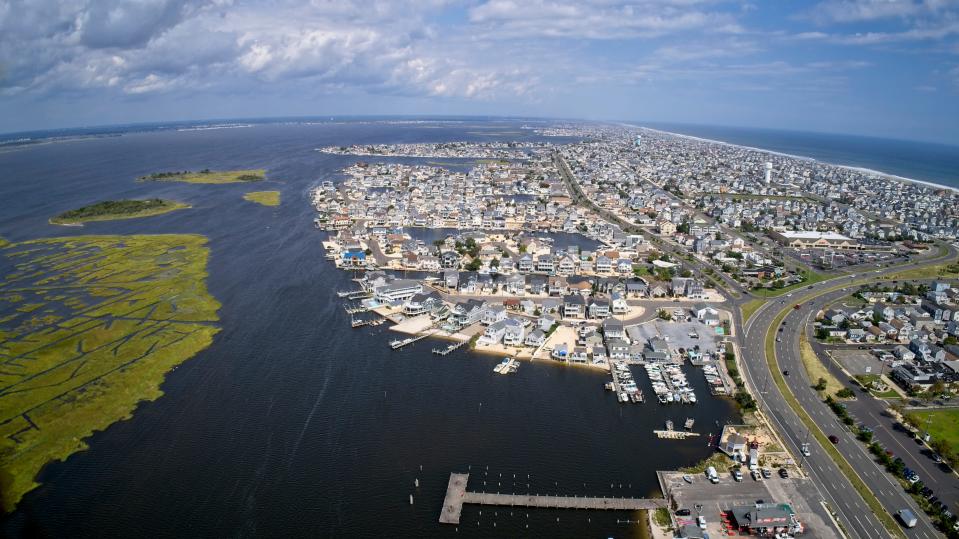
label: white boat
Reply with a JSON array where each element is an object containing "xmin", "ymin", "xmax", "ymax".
[{"xmin": 683, "ymin": 475, "xmax": 694, "ymax": 484}]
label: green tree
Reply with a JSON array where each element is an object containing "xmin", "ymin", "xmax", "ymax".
[{"xmin": 814, "ymin": 378, "xmax": 827, "ymax": 391}]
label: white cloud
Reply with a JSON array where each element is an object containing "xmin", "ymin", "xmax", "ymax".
[{"xmin": 468, "ymin": 0, "xmax": 742, "ymax": 39}]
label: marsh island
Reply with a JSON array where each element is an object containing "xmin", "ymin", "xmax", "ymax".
[{"xmin": 50, "ymin": 198, "xmax": 189, "ymax": 225}]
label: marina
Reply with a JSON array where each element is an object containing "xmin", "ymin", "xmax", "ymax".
[
  {"xmin": 607, "ymin": 361, "xmax": 644, "ymax": 404},
  {"xmin": 644, "ymin": 363, "xmax": 697, "ymax": 405}
]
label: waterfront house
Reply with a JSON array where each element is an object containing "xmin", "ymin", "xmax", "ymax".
[
  {"xmin": 373, "ymin": 279, "xmax": 423, "ymax": 304},
  {"xmin": 481, "ymin": 319, "xmax": 509, "ymax": 344},
  {"xmin": 595, "ymin": 255, "xmax": 613, "ymax": 273},
  {"xmin": 552, "ymin": 343, "xmax": 569, "ymax": 360},
  {"xmin": 450, "ymin": 299, "xmax": 487, "ymax": 327},
  {"xmin": 592, "ymin": 345, "xmax": 608, "ymax": 363},
  {"xmin": 342, "ymin": 248, "xmax": 367, "ymax": 267},
  {"xmin": 403, "ymin": 292, "xmax": 442, "ymax": 316},
  {"xmin": 502, "ymin": 318, "xmax": 525, "ymax": 346},
  {"xmin": 525, "ymin": 329, "xmax": 546, "ymax": 347},
  {"xmin": 606, "ymin": 338, "xmax": 630, "ymax": 360},
  {"xmin": 570, "ymin": 347, "xmax": 589, "ymax": 364}
]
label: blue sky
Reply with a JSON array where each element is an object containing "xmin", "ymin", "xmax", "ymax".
[{"xmin": 1, "ymin": 0, "xmax": 958, "ymax": 144}]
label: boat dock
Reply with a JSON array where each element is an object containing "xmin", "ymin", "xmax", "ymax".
[
  {"xmin": 653, "ymin": 430, "xmax": 701, "ymax": 440},
  {"xmin": 432, "ymin": 341, "xmax": 467, "ymax": 356},
  {"xmin": 390, "ymin": 333, "xmax": 430, "ymax": 350},
  {"xmin": 439, "ymin": 473, "xmax": 666, "ymax": 525}
]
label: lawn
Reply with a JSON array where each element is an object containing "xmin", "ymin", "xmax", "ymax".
[
  {"xmin": 750, "ymin": 269, "xmax": 829, "ymax": 298},
  {"xmin": 138, "ymin": 169, "xmax": 266, "ymax": 184},
  {"xmin": 799, "ymin": 333, "xmax": 845, "ymax": 396},
  {"xmin": 243, "ymin": 190, "xmax": 281, "ymax": 206},
  {"xmin": 906, "ymin": 409, "xmax": 959, "ymax": 449},
  {"xmin": 741, "ymin": 298, "xmax": 766, "ymax": 322}
]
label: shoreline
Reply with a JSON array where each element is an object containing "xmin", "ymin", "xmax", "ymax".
[{"xmin": 624, "ymin": 123, "xmax": 959, "ymax": 194}]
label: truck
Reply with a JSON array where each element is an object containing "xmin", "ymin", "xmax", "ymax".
[
  {"xmin": 897, "ymin": 509, "xmax": 918, "ymax": 528},
  {"xmin": 707, "ymin": 466, "xmax": 719, "ymax": 484}
]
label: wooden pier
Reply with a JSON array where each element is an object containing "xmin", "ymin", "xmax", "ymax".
[
  {"xmin": 432, "ymin": 341, "xmax": 467, "ymax": 356},
  {"xmin": 438, "ymin": 473, "xmax": 666, "ymax": 525},
  {"xmin": 653, "ymin": 430, "xmax": 701, "ymax": 439},
  {"xmin": 390, "ymin": 333, "xmax": 430, "ymax": 350}
]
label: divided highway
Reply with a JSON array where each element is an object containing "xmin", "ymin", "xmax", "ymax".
[{"xmin": 738, "ymin": 248, "xmax": 956, "ymax": 539}]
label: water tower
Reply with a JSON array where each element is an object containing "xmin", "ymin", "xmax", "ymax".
[{"xmin": 764, "ymin": 162, "xmax": 773, "ymax": 184}]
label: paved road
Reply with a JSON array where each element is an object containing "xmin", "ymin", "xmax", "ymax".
[
  {"xmin": 738, "ymin": 251, "xmax": 957, "ymax": 539},
  {"xmin": 802, "ymin": 283, "xmax": 959, "ymax": 514}
]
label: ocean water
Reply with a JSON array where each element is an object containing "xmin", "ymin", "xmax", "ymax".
[
  {"xmin": 642, "ymin": 122, "xmax": 959, "ymax": 189},
  {"xmin": 0, "ymin": 120, "xmax": 736, "ymax": 538}
]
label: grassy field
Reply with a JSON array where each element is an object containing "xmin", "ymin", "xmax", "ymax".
[
  {"xmin": 751, "ymin": 269, "xmax": 829, "ymax": 298},
  {"xmin": 764, "ymin": 308, "xmax": 904, "ymax": 537},
  {"xmin": 906, "ymin": 409, "xmax": 959, "ymax": 449},
  {"xmin": 49, "ymin": 199, "xmax": 189, "ymax": 225},
  {"xmin": 138, "ymin": 169, "xmax": 265, "ymax": 184},
  {"xmin": 887, "ymin": 263, "xmax": 959, "ymax": 280},
  {"xmin": 741, "ymin": 298, "xmax": 766, "ymax": 322},
  {"xmin": 799, "ymin": 333, "xmax": 845, "ymax": 396},
  {"xmin": 0, "ymin": 235, "xmax": 220, "ymax": 512},
  {"xmin": 243, "ymin": 190, "xmax": 281, "ymax": 206},
  {"xmin": 855, "ymin": 374, "xmax": 902, "ymax": 399}
]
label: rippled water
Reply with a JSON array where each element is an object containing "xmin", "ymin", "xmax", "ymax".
[{"xmin": 0, "ymin": 121, "xmax": 737, "ymax": 538}]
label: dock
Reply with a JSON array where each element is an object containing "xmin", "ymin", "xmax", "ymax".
[
  {"xmin": 653, "ymin": 430, "xmax": 701, "ymax": 439},
  {"xmin": 432, "ymin": 341, "xmax": 467, "ymax": 356},
  {"xmin": 390, "ymin": 333, "xmax": 430, "ymax": 350},
  {"xmin": 439, "ymin": 473, "xmax": 666, "ymax": 525}
]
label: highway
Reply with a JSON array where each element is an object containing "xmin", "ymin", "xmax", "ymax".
[{"xmin": 738, "ymin": 251, "xmax": 957, "ymax": 538}]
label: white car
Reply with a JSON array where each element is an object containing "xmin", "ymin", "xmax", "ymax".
[{"xmin": 697, "ymin": 516, "xmax": 707, "ymax": 529}]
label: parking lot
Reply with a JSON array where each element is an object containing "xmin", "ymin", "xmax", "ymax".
[
  {"xmin": 627, "ymin": 320, "xmax": 722, "ymax": 355},
  {"xmin": 660, "ymin": 470, "xmax": 842, "ymax": 538},
  {"xmin": 830, "ymin": 348, "xmax": 885, "ymax": 377}
]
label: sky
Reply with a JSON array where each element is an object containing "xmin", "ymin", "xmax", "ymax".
[{"xmin": 1, "ymin": 0, "xmax": 958, "ymax": 144}]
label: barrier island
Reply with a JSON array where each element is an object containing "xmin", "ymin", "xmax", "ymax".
[
  {"xmin": 49, "ymin": 198, "xmax": 189, "ymax": 225},
  {"xmin": 243, "ymin": 190, "xmax": 281, "ymax": 206},
  {"xmin": 138, "ymin": 169, "xmax": 265, "ymax": 184},
  {"xmin": 0, "ymin": 234, "xmax": 220, "ymax": 512}
]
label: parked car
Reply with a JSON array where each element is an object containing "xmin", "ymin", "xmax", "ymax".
[
  {"xmin": 732, "ymin": 469, "xmax": 743, "ymax": 482},
  {"xmin": 761, "ymin": 468, "xmax": 772, "ymax": 479},
  {"xmin": 676, "ymin": 509, "xmax": 691, "ymax": 516},
  {"xmin": 697, "ymin": 516, "xmax": 707, "ymax": 529},
  {"xmin": 778, "ymin": 468, "xmax": 789, "ymax": 478}
]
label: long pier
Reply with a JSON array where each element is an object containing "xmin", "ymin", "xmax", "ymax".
[{"xmin": 439, "ymin": 473, "xmax": 666, "ymax": 525}]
